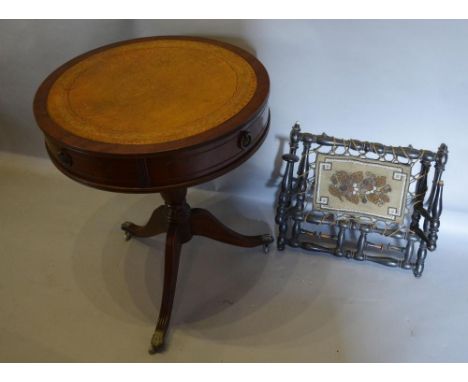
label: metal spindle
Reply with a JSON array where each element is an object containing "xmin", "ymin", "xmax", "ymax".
[
  {"xmin": 275, "ymin": 124, "xmax": 301, "ymax": 250},
  {"xmin": 290, "ymin": 134, "xmax": 312, "ymax": 247}
]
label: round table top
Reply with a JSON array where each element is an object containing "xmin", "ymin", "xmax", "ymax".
[{"xmin": 34, "ymin": 36, "xmax": 269, "ymax": 155}]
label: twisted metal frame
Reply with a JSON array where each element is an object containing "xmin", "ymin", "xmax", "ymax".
[{"xmin": 275, "ymin": 123, "xmax": 448, "ymax": 277}]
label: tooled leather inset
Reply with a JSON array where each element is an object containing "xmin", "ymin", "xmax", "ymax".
[{"xmin": 46, "ymin": 39, "xmax": 258, "ymax": 145}]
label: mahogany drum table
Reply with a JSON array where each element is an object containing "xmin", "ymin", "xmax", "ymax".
[{"xmin": 33, "ymin": 36, "xmax": 273, "ymax": 353}]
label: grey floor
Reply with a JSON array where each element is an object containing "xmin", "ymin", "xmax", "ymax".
[{"xmin": 1, "ymin": 152, "xmax": 467, "ymax": 362}]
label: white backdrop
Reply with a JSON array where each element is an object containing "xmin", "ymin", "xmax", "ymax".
[{"xmin": 1, "ymin": 20, "xmax": 465, "ymax": 210}]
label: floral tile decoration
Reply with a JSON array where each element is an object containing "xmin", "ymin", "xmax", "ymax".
[{"xmin": 313, "ymin": 153, "xmax": 412, "ymax": 223}]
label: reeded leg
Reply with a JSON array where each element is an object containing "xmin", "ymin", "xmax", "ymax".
[
  {"xmin": 190, "ymin": 208, "xmax": 273, "ymax": 251},
  {"xmin": 121, "ymin": 187, "xmax": 274, "ymax": 353},
  {"xmin": 121, "ymin": 205, "xmax": 168, "ymax": 240},
  {"xmin": 149, "ymin": 224, "xmax": 182, "ymax": 353}
]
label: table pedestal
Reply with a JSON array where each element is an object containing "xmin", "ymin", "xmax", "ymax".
[{"xmin": 121, "ymin": 188, "xmax": 273, "ymax": 353}]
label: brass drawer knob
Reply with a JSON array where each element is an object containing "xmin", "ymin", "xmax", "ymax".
[
  {"xmin": 57, "ymin": 150, "xmax": 73, "ymax": 167},
  {"xmin": 239, "ymin": 131, "xmax": 252, "ymax": 149}
]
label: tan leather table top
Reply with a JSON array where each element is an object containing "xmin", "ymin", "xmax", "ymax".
[{"xmin": 46, "ymin": 38, "xmax": 258, "ymax": 145}]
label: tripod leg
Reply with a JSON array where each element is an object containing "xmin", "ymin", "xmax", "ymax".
[
  {"xmin": 190, "ymin": 208, "xmax": 273, "ymax": 251},
  {"xmin": 121, "ymin": 205, "xmax": 168, "ymax": 240},
  {"xmin": 149, "ymin": 224, "xmax": 182, "ymax": 353}
]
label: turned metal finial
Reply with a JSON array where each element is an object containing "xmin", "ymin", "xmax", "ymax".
[
  {"xmin": 436, "ymin": 143, "xmax": 449, "ymax": 169},
  {"xmin": 290, "ymin": 122, "xmax": 301, "ymax": 147}
]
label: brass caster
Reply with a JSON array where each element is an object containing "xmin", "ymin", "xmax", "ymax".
[
  {"xmin": 262, "ymin": 234, "xmax": 274, "ymax": 244},
  {"xmin": 124, "ymin": 231, "xmax": 133, "ymax": 241},
  {"xmin": 121, "ymin": 221, "xmax": 134, "ymax": 241},
  {"xmin": 149, "ymin": 330, "xmax": 165, "ymax": 354}
]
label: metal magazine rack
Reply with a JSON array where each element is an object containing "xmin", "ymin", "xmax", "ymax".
[{"xmin": 275, "ymin": 123, "xmax": 448, "ymax": 277}]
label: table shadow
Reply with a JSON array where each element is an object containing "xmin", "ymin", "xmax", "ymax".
[{"xmin": 71, "ymin": 191, "xmax": 333, "ymax": 348}]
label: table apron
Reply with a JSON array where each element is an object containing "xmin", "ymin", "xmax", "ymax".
[{"xmin": 44, "ymin": 107, "xmax": 270, "ymax": 193}]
